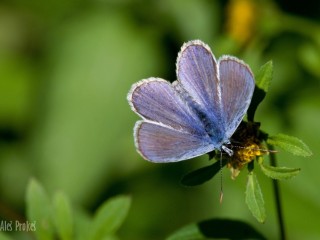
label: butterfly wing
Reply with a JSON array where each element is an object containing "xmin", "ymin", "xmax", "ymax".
[
  {"xmin": 176, "ymin": 40, "xmax": 254, "ymax": 144},
  {"xmin": 128, "ymin": 78, "xmax": 215, "ymax": 162},
  {"xmin": 218, "ymin": 56, "xmax": 255, "ymax": 138},
  {"xmin": 176, "ymin": 40, "xmax": 226, "ymax": 145},
  {"xmin": 134, "ymin": 121, "xmax": 215, "ymax": 162}
]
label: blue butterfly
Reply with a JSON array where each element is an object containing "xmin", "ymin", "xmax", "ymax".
[{"xmin": 128, "ymin": 40, "xmax": 255, "ymax": 162}]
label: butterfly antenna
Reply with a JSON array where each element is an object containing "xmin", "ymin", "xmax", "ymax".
[
  {"xmin": 234, "ymin": 145, "xmax": 278, "ymax": 153},
  {"xmin": 219, "ymin": 150, "xmax": 223, "ymax": 204}
]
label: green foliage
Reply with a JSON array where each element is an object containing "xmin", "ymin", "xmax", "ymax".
[
  {"xmin": 255, "ymin": 61, "xmax": 274, "ymax": 92},
  {"xmin": 52, "ymin": 192, "xmax": 74, "ymax": 240},
  {"xmin": 26, "ymin": 179, "xmax": 54, "ymax": 240},
  {"xmin": 0, "ymin": 0, "xmax": 318, "ymax": 239},
  {"xmin": 246, "ymin": 172, "xmax": 266, "ymax": 223},
  {"xmin": 25, "ymin": 179, "xmax": 131, "ymax": 240},
  {"xmin": 166, "ymin": 219, "xmax": 266, "ymax": 240},
  {"xmin": 247, "ymin": 61, "xmax": 273, "ymax": 121},
  {"xmin": 259, "ymin": 164, "xmax": 301, "ymax": 180},
  {"xmin": 73, "ymin": 210, "xmax": 91, "ymax": 240},
  {"xmin": 244, "ymin": 59, "xmax": 311, "ymax": 224},
  {"xmin": 33, "ymin": 11, "xmax": 164, "ymax": 203},
  {"xmin": 89, "ymin": 196, "xmax": 131, "ymax": 240},
  {"xmin": 267, "ymin": 134, "xmax": 313, "ymax": 157}
]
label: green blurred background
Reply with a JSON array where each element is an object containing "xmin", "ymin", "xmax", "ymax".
[{"xmin": 0, "ymin": 0, "xmax": 319, "ymax": 239}]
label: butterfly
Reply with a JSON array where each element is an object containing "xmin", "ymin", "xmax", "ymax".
[{"xmin": 127, "ymin": 40, "xmax": 255, "ymax": 163}]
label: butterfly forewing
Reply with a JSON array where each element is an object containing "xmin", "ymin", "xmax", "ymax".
[
  {"xmin": 176, "ymin": 41, "xmax": 222, "ymax": 118},
  {"xmin": 128, "ymin": 78, "xmax": 207, "ymax": 135},
  {"xmin": 218, "ymin": 56, "xmax": 255, "ymax": 138},
  {"xmin": 128, "ymin": 77, "xmax": 214, "ymax": 162},
  {"xmin": 176, "ymin": 41, "xmax": 229, "ymax": 145}
]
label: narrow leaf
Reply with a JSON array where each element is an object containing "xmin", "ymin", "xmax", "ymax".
[
  {"xmin": 26, "ymin": 179, "xmax": 54, "ymax": 240},
  {"xmin": 74, "ymin": 209, "xmax": 91, "ymax": 240},
  {"xmin": 267, "ymin": 134, "xmax": 312, "ymax": 157},
  {"xmin": 247, "ymin": 61, "xmax": 273, "ymax": 121},
  {"xmin": 255, "ymin": 61, "xmax": 273, "ymax": 92},
  {"xmin": 166, "ymin": 219, "xmax": 266, "ymax": 240},
  {"xmin": 89, "ymin": 195, "xmax": 131, "ymax": 240},
  {"xmin": 52, "ymin": 192, "xmax": 73, "ymax": 240},
  {"xmin": 181, "ymin": 160, "xmax": 226, "ymax": 187},
  {"xmin": 260, "ymin": 164, "xmax": 300, "ymax": 180},
  {"xmin": 246, "ymin": 173, "xmax": 266, "ymax": 223}
]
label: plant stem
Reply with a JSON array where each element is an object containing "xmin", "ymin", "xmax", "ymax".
[{"xmin": 269, "ymin": 145, "xmax": 286, "ymax": 240}]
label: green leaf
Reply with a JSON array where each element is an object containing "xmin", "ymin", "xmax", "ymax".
[
  {"xmin": 26, "ymin": 178, "xmax": 54, "ymax": 240},
  {"xmin": 166, "ymin": 219, "xmax": 266, "ymax": 240},
  {"xmin": 260, "ymin": 164, "xmax": 301, "ymax": 180},
  {"xmin": 89, "ymin": 195, "xmax": 131, "ymax": 240},
  {"xmin": 247, "ymin": 61, "xmax": 273, "ymax": 121},
  {"xmin": 74, "ymin": 209, "xmax": 91, "ymax": 240},
  {"xmin": 255, "ymin": 61, "xmax": 273, "ymax": 92},
  {"xmin": 52, "ymin": 192, "xmax": 73, "ymax": 240},
  {"xmin": 181, "ymin": 160, "xmax": 226, "ymax": 187},
  {"xmin": 267, "ymin": 133, "xmax": 312, "ymax": 157},
  {"xmin": 246, "ymin": 173, "xmax": 266, "ymax": 223}
]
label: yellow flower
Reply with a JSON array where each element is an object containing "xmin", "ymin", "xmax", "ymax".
[
  {"xmin": 225, "ymin": 0, "xmax": 256, "ymax": 44},
  {"xmin": 226, "ymin": 121, "xmax": 266, "ymax": 179}
]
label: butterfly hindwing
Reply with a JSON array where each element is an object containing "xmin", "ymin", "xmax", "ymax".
[
  {"xmin": 128, "ymin": 77, "xmax": 215, "ymax": 162},
  {"xmin": 134, "ymin": 121, "xmax": 215, "ymax": 162}
]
